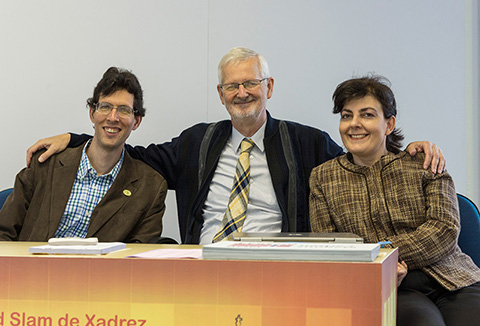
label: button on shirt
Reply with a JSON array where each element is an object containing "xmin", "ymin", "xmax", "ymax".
[
  {"xmin": 200, "ymin": 122, "xmax": 282, "ymax": 244},
  {"xmin": 54, "ymin": 142, "xmax": 124, "ymax": 238}
]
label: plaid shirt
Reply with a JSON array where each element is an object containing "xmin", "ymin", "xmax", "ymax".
[
  {"xmin": 54, "ymin": 142, "xmax": 124, "ymax": 238},
  {"xmin": 309, "ymin": 151, "xmax": 480, "ymax": 291}
]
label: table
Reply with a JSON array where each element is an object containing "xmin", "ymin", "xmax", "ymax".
[{"xmin": 0, "ymin": 242, "xmax": 397, "ymax": 326}]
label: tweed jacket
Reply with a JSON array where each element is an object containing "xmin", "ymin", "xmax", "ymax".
[
  {"xmin": 0, "ymin": 145, "xmax": 167, "ymax": 243},
  {"xmin": 309, "ymin": 151, "xmax": 480, "ymax": 291},
  {"xmin": 70, "ymin": 112, "xmax": 344, "ymax": 243}
]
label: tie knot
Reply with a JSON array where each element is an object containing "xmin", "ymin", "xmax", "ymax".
[{"xmin": 240, "ymin": 139, "xmax": 255, "ymax": 154}]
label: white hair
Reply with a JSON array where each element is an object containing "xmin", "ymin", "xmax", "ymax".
[{"xmin": 217, "ymin": 46, "xmax": 270, "ymax": 84}]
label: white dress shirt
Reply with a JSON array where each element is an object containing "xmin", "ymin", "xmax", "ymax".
[{"xmin": 200, "ymin": 122, "xmax": 282, "ymax": 244}]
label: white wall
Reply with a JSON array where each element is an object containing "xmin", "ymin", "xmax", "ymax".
[{"xmin": 0, "ymin": 0, "xmax": 477, "ymax": 243}]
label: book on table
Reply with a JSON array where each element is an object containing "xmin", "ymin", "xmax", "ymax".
[
  {"xmin": 203, "ymin": 241, "xmax": 380, "ymax": 262},
  {"xmin": 29, "ymin": 242, "xmax": 126, "ymax": 255}
]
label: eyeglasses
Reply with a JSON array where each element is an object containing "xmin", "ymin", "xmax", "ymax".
[
  {"xmin": 220, "ymin": 78, "xmax": 268, "ymax": 93},
  {"xmin": 95, "ymin": 102, "xmax": 137, "ymax": 117}
]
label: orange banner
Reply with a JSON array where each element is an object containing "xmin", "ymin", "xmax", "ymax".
[{"xmin": 0, "ymin": 245, "xmax": 397, "ymax": 326}]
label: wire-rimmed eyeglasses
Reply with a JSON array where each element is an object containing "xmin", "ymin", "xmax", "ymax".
[
  {"xmin": 94, "ymin": 102, "xmax": 137, "ymax": 117},
  {"xmin": 220, "ymin": 78, "xmax": 268, "ymax": 93}
]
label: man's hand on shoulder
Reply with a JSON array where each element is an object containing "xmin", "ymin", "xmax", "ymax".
[
  {"xmin": 405, "ymin": 141, "xmax": 445, "ymax": 174},
  {"xmin": 26, "ymin": 133, "xmax": 71, "ymax": 167}
]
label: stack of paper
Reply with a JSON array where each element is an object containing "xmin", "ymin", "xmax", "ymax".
[
  {"xmin": 29, "ymin": 242, "xmax": 126, "ymax": 255},
  {"xmin": 203, "ymin": 241, "xmax": 380, "ymax": 262}
]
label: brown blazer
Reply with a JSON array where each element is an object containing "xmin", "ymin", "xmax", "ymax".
[
  {"xmin": 0, "ymin": 145, "xmax": 167, "ymax": 243},
  {"xmin": 309, "ymin": 151, "xmax": 480, "ymax": 291}
]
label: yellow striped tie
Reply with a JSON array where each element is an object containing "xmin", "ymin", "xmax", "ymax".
[{"xmin": 213, "ymin": 139, "xmax": 255, "ymax": 242}]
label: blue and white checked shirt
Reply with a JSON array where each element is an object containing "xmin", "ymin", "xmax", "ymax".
[{"xmin": 54, "ymin": 141, "xmax": 124, "ymax": 238}]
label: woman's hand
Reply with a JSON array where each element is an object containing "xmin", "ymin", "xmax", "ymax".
[{"xmin": 397, "ymin": 261, "xmax": 408, "ymax": 287}]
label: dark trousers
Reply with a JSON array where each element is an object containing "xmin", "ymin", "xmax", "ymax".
[{"xmin": 397, "ymin": 270, "xmax": 480, "ymax": 326}]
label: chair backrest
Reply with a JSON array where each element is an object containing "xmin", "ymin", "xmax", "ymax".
[
  {"xmin": 457, "ymin": 193, "xmax": 480, "ymax": 267},
  {"xmin": 0, "ymin": 188, "xmax": 13, "ymax": 210}
]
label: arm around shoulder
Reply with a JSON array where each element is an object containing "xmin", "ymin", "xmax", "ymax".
[
  {"xmin": 26, "ymin": 133, "xmax": 72, "ymax": 166},
  {"xmin": 405, "ymin": 141, "xmax": 445, "ymax": 173}
]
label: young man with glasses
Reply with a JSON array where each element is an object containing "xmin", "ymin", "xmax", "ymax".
[
  {"xmin": 0, "ymin": 67, "xmax": 167, "ymax": 242},
  {"xmin": 27, "ymin": 47, "xmax": 444, "ymax": 244}
]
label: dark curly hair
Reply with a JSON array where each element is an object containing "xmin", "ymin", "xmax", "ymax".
[{"xmin": 86, "ymin": 67, "xmax": 145, "ymax": 117}]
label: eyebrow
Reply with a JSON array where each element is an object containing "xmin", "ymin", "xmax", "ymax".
[{"xmin": 342, "ymin": 107, "xmax": 377, "ymax": 113}]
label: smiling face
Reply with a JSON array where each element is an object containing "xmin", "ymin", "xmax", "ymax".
[
  {"xmin": 217, "ymin": 57, "xmax": 273, "ymax": 134},
  {"xmin": 339, "ymin": 95, "xmax": 395, "ymax": 166},
  {"xmin": 89, "ymin": 89, "xmax": 142, "ymax": 153}
]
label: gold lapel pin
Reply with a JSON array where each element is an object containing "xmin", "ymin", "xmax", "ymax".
[{"xmin": 123, "ymin": 189, "xmax": 132, "ymax": 197}]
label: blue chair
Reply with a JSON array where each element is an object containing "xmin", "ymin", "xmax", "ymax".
[
  {"xmin": 0, "ymin": 188, "xmax": 13, "ymax": 210},
  {"xmin": 457, "ymin": 193, "xmax": 480, "ymax": 267}
]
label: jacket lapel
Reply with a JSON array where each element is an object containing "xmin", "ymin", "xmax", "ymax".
[
  {"xmin": 201, "ymin": 121, "xmax": 231, "ymax": 189},
  {"xmin": 263, "ymin": 114, "xmax": 291, "ymax": 231},
  {"xmin": 86, "ymin": 152, "xmax": 138, "ymax": 236},
  {"xmin": 48, "ymin": 146, "xmax": 84, "ymax": 237}
]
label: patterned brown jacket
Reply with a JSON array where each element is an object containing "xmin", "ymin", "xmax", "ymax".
[{"xmin": 309, "ymin": 151, "xmax": 480, "ymax": 291}]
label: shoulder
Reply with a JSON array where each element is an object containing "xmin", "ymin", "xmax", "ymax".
[
  {"xmin": 394, "ymin": 151, "xmax": 433, "ymax": 174},
  {"xmin": 167, "ymin": 120, "xmax": 232, "ymax": 149},
  {"xmin": 397, "ymin": 150, "xmax": 425, "ymax": 167},
  {"xmin": 275, "ymin": 117, "xmax": 332, "ymax": 138},
  {"xmin": 179, "ymin": 119, "xmax": 231, "ymax": 137},
  {"xmin": 124, "ymin": 152, "xmax": 166, "ymax": 184},
  {"xmin": 269, "ymin": 116, "xmax": 342, "ymax": 154},
  {"xmin": 124, "ymin": 152, "xmax": 165, "ymax": 178},
  {"xmin": 29, "ymin": 146, "xmax": 83, "ymax": 169},
  {"xmin": 311, "ymin": 155, "xmax": 344, "ymax": 176},
  {"xmin": 391, "ymin": 151, "xmax": 454, "ymax": 182},
  {"xmin": 29, "ymin": 149, "xmax": 48, "ymax": 167}
]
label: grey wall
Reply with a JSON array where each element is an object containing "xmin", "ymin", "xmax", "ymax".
[{"xmin": 1, "ymin": 1, "xmax": 478, "ymax": 243}]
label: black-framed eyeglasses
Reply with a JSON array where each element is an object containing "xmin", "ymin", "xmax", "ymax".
[
  {"xmin": 220, "ymin": 78, "xmax": 268, "ymax": 93},
  {"xmin": 94, "ymin": 102, "xmax": 137, "ymax": 117}
]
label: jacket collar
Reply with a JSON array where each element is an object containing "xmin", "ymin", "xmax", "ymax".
[
  {"xmin": 338, "ymin": 150, "xmax": 407, "ymax": 173},
  {"xmin": 264, "ymin": 111, "xmax": 279, "ymax": 139}
]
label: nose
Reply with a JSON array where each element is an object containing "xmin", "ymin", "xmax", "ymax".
[
  {"xmin": 350, "ymin": 115, "xmax": 362, "ymax": 128},
  {"xmin": 107, "ymin": 108, "xmax": 120, "ymax": 121},
  {"xmin": 236, "ymin": 84, "xmax": 249, "ymax": 98}
]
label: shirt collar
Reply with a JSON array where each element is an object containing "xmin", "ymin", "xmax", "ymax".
[
  {"xmin": 231, "ymin": 120, "xmax": 266, "ymax": 153},
  {"xmin": 78, "ymin": 140, "xmax": 124, "ymax": 179}
]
